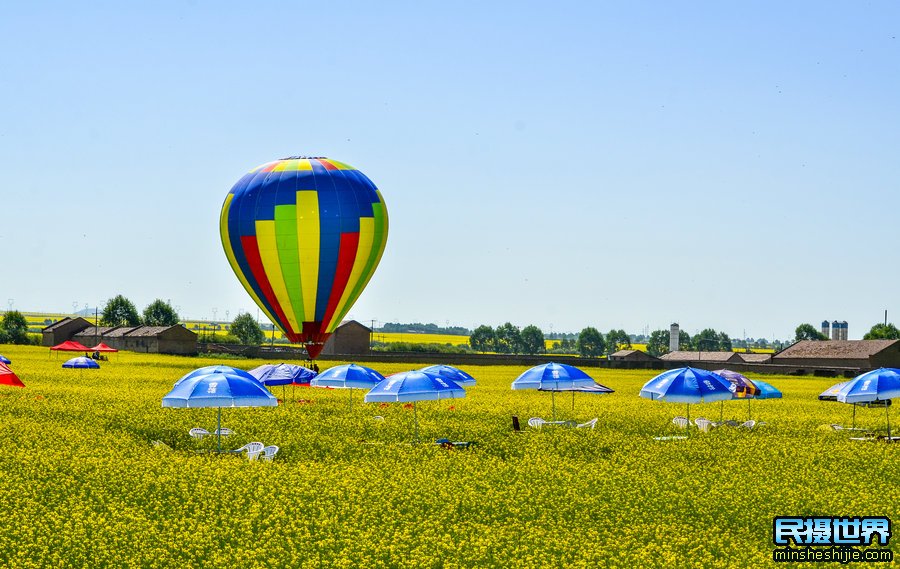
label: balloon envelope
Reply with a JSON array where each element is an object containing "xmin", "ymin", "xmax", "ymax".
[{"xmin": 220, "ymin": 156, "xmax": 389, "ymax": 359}]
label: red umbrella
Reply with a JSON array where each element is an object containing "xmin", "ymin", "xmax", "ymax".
[{"xmin": 0, "ymin": 363, "xmax": 24, "ymax": 388}]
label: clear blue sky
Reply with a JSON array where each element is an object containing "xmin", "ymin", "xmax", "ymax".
[{"xmin": 2, "ymin": 1, "xmax": 898, "ymax": 341}]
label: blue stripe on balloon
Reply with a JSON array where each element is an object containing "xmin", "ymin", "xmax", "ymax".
[
  {"xmin": 254, "ymin": 169, "xmax": 283, "ymax": 221},
  {"xmin": 237, "ymin": 171, "xmax": 269, "ymax": 236},
  {"xmin": 343, "ymin": 169, "xmax": 377, "ymax": 217},
  {"xmin": 227, "ymin": 172, "xmax": 279, "ymax": 322},
  {"xmin": 274, "ymin": 169, "xmax": 299, "ymax": 207},
  {"xmin": 331, "ymin": 170, "xmax": 362, "ymax": 233},
  {"xmin": 311, "ymin": 161, "xmax": 341, "ymax": 321}
]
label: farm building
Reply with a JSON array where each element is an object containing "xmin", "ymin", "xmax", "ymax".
[
  {"xmin": 737, "ymin": 352, "xmax": 772, "ymax": 364},
  {"xmin": 43, "ymin": 320, "xmax": 198, "ymax": 355},
  {"xmin": 42, "ymin": 317, "xmax": 94, "ymax": 346},
  {"xmin": 658, "ymin": 351, "xmax": 743, "ymax": 364},
  {"xmin": 73, "ymin": 325, "xmax": 198, "ymax": 355},
  {"xmin": 609, "ymin": 349, "xmax": 659, "ymax": 362},
  {"xmin": 320, "ymin": 320, "xmax": 372, "ymax": 356},
  {"xmin": 771, "ymin": 340, "xmax": 900, "ymax": 371}
]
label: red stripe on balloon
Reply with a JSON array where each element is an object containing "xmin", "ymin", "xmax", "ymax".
[
  {"xmin": 321, "ymin": 232, "xmax": 360, "ymax": 330},
  {"xmin": 240, "ymin": 235, "xmax": 298, "ymax": 341},
  {"xmin": 317, "ymin": 159, "xmax": 338, "ymax": 171}
]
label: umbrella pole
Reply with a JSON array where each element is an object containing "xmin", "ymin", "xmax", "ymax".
[
  {"xmin": 572, "ymin": 390, "xmax": 575, "ymax": 411},
  {"xmin": 852, "ymin": 404, "xmax": 857, "ymax": 429},
  {"xmin": 349, "ymin": 387, "xmax": 353, "ymax": 412},
  {"xmin": 720, "ymin": 400, "xmax": 724, "ymax": 423},
  {"xmin": 217, "ymin": 407, "xmax": 222, "ymax": 454},
  {"xmin": 551, "ymin": 391, "xmax": 556, "ymax": 421},
  {"xmin": 687, "ymin": 404, "xmax": 690, "ymax": 426},
  {"xmin": 886, "ymin": 404, "xmax": 891, "ymax": 440}
]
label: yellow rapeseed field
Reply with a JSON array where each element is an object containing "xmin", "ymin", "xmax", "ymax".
[{"xmin": 0, "ymin": 345, "xmax": 896, "ymax": 567}]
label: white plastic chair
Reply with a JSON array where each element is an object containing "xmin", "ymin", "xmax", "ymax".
[
  {"xmin": 189, "ymin": 428, "xmax": 209, "ymax": 440},
  {"xmin": 672, "ymin": 416, "xmax": 689, "ymax": 429},
  {"xmin": 233, "ymin": 442, "xmax": 264, "ymax": 460},
  {"xmin": 694, "ymin": 418, "xmax": 713, "ymax": 433},
  {"xmin": 214, "ymin": 427, "xmax": 233, "ymax": 437},
  {"xmin": 260, "ymin": 445, "xmax": 279, "ymax": 461},
  {"xmin": 576, "ymin": 418, "xmax": 598, "ymax": 429},
  {"xmin": 528, "ymin": 417, "xmax": 546, "ymax": 429}
]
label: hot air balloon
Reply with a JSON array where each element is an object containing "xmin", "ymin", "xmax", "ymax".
[{"xmin": 220, "ymin": 156, "xmax": 388, "ymax": 359}]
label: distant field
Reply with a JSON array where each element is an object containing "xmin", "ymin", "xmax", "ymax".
[{"xmin": 372, "ymin": 332, "xmax": 470, "ymax": 346}]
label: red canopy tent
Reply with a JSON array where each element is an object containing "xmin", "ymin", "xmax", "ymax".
[
  {"xmin": 0, "ymin": 363, "xmax": 24, "ymax": 388},
  {"xmin": 89, "ymin": 343, "xmax": 118, "ymax": 353},
  {"xmin": 50, "ymin": 340, "xmax": 91, "ymax": 352}
]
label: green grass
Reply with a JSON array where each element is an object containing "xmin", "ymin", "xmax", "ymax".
[{"xmin": 0, "ymin": 345, "xmax": 896, "ymax": 568}]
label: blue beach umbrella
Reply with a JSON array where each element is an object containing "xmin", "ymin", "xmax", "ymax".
[
  {"xmin": 162, "ymin": 366, "xmax": 277, "ymax": 452},
  {"xmin": 248, "ymin": 363, "xmax": 317, "ymax": 402},
  {"xmin": 818, "ymin": 381, "xmax": 848, "ymax": 401},
  {"xmin": 62, "ymin": 356, "xmax": 100, "ymax": 369},
  {"xmin": 836, "ymin": 368, "xmax": 900, "ymax": 438},
  {"xmin": 0, "ymin": 355, "xmax": 10, "ymax": 365},
  {"xmin": 639, "ymin": 367, "xmax": 733, "ymax": 423},
  {"xmin": 419, "ymin": 365, "xmax": 477, "ymax": 387},
  {"xmin": 364, "ymin": 370, "xmax": 465, "ymax": 441},
  {"xmin": 311, "ymin": 364, "xmax": 386, "ymax": 410},
  {"xmin": 512, "ymin": 362, "xmax": 599, "ymax": 419},
  {"xmin": 750, "ymin": 380, "xmax": 782, "ymax": 399},
  {"xmin": 248, "ymin": 363, "xmax": 316, "ymax": 386},
  {"xmin": 174, "ymin": 365, "xmax": 244, "ymax": 386},
  {"xmin": 819, "ymin": 380, "xmax": 870, "ymax": 428}
]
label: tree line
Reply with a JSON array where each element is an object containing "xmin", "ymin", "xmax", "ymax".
[
  {"xmin": 468, "ymin": 323, "xmax": 632, "ymax": 357},
  {"xmin": 98, "ymin": 295, "xmax": 264, "ymax": 345}
]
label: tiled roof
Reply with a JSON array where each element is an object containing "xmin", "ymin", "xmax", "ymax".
[
  {"xmin": 659, "ymin": 351, "xmax": 739, "ymax": 362},
  {"xmin": 738, "ymin": 353, "xmax": 772, "ymax": 363},
  {"xmin": 773, "ymin": 340, "xmax": 899, "ymax": 359}
]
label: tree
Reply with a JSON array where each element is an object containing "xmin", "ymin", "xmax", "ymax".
[
  {"xmin": 647, "ymin": 329, "xmax": 669, "ymax": 357},
  {"xmin": 469, "ymin": 325, "xmax": 495, "ymax": 352},
  {"xmin": 864, "ymin": 323, "xmax": 900, "ymax": 340},
  {"xmin": 606, "ymin": 329, "xmax": 631, "ymax": 355},
  {"xmin": 1, "ymin": 311, "xmax": 30, "ymax": 344},
  {"xmin": 717, "ymin": 332, "xmax": 732, "ymax": 352},
  {"xmin": 520, "ymin": 325, "xmax": 545, "ymax": 355},
  {"xmin": 142, "ymin": 299, "xmax": 180, "ymax": 326},
  {"xmin": 577, "ymin": 327, "xmax": 605, "ymax": 357},
  {"xmin": 231, "ymin": 312, "xmax": 265, "ymax": 345},
  {"xmin": 678, "ymin": 330, "xmax": 692, "ymax": 350},
  {"xmin": 795, "ymin": 323, "xmax": 827, "ymax": 342},
  {"xmin": 494, "ymin": 322, "xmax": 522, "ymax": 354},
  {"xmin": 100, "ymin": 295, "xmax": 141, "ymax": 327}
]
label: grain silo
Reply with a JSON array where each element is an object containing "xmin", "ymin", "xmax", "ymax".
[{"xmin": 669, "ymin": 323, "xmax": 680, "ymax": 353}]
